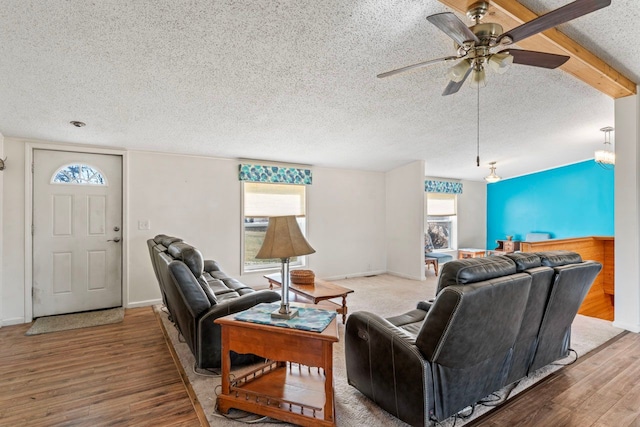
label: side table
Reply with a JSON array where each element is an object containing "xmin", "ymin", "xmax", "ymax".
[{"xmin": 215, "ymin": 306, "xmax": 339, "ymax": 427}]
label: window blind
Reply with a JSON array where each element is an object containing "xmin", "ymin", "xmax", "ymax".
[
  {"xmin": 244, "ymin": 182, "xmax": 306, "ymax": 217},
  {"xmin": 427, "ymin": 193, "xmax": 456, "ymax": 216}
]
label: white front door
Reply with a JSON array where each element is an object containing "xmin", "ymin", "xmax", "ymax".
[{"xmin": 32, "ymin": 149, "xmax": 123, "ymax": 317}]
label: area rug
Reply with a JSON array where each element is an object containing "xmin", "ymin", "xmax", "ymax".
[
  {"xmin": 156, "ymin": 274, "xmax": 624, "ymax": 426},
  {"xmin": 25, "ymin": 307, "xmax": 125, "ymax": 336}
]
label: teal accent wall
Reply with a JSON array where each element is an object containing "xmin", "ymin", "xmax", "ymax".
[{"xmin": 486, "ymin": 160, "xmax": 614, "ymax": 248}]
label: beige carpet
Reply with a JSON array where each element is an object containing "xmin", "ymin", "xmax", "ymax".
[
  {"xmin": 156, "ymin": 273, "xmax": 623, "ymax": 426},
  {"xmin": 25, "ymin": 307, "xmax": 125, "ymax": 336}
]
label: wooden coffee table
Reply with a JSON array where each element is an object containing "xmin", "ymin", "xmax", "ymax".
[
  {"xmin": 264, "ymin": 273, "xmax": 354, "ymax": 324},
  {"xmin": 458, "ymin": 248, "xmax": 487, "ymax": 259},
  {"xmin": 215, "ymin": 305, "xmax": 339, "ymax": 426}
]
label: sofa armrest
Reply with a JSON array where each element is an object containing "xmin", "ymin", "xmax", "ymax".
[
  {"xmin": 202, "ymin": 289, "xmax": 281, "ymax": 320},
  {"xmin": 345, "ymin": 311, "xmax": 431, "ymax": 427},
  {"xmin": 417, "ymin": 299, "xmax": 435, "ymax": 312},
  {"xmin": 196, "ymin": 290, "xmax": 281, "ymax": 369}
]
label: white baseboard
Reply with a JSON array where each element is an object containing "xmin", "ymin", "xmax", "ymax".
[
  {"xmin": 2, "ymin": 316, "xmax": 27, "ymax": 326},
  {"xmin": 323, "ymin": 270, "xmax": 387, "ymax": 281},
  {"xmin": 385, "ymin": 270, "xmax": 423, "ymax": 281},
  {"xmin": 612, "ymin": 320, "xmax": 640, "ymax": 333}
]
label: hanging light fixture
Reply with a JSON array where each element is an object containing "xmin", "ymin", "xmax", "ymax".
[
  {"xmin": 594, "ymin": 126, "xmax": 615, "ymax": 168},
  {"xmin": 484, "ymin": 162, "xmax": 501, "ymax": 183}
]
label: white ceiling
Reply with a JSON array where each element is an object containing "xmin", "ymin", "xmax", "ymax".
[{"xmin": 0, "ymin": 0, "xmax": 638, "ymax": 181}]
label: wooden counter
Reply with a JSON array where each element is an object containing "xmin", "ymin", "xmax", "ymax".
[{"xmin": 520, "ymin": 236, "xmax": 614, "ymax": 321}]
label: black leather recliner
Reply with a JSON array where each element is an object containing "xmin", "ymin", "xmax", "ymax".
[
  {"xmin": 345, "ymin": 251, "xmax": 602, "ymax": 426},
  {"xmin": 346, "ymin": 256, "xmax": 532, "ymax": 424},
  {"xmin": 526, "ymin": 251, "xmax": 602, "ymax": 372},
  {"xmin": 148, "ymin": 235, "xmax": 281, "ymax": 369}
]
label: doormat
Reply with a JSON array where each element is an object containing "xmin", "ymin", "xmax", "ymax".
[{"xmin": 25, "ymin": 307, "xmax": 125, "ymax": 336}]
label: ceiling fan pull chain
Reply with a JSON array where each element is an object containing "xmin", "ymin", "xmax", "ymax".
[{"xmin": 476, "ymin": 81, "xmax": 480, "ymax": 167}]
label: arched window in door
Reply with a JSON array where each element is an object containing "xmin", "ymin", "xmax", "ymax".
[{"xmin": 51, "ymin": 164, "xmax": 108, "ymax": 185}]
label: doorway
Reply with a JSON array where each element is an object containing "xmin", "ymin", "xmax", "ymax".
[{"xmin": 32, "ymin": 149, "xmax": 123, "ymax": 317}]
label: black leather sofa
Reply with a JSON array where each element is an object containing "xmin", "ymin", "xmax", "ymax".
[
  {"xmin": 345, "ymin": 251, "xmax": 602, "ymax": 426},
  {"xmin": 148, "ymin": 234, "xmax": 281, "ymax": 369}
]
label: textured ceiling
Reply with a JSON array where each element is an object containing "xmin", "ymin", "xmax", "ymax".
[{"xmin": 0, "ymin": 0, "xmax": 638, "ymax": 181}]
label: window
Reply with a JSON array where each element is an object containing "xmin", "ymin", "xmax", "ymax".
[
  {"xmin": 426, "ymin": 193, "xmax": 457, "ymax": 250},
  {"xmin": 243, "ymin": 182, "xmax": 307, "ymax": 271},
  {"xmin": 52, "ymin": 164, "xmax": 107, "ymax": 185}
]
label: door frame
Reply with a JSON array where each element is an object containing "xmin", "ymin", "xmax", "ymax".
[{"xmin": 24, "ymin": 142, "xmax": 129, "ymax": 322}]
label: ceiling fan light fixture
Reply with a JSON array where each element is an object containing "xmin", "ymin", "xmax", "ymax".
[
  {"xmin": 488, "ymin": 53, "xmax": 514, "ymax": 74},
  {"xmin": 447, "ymin": 60, "xmax": 471, "ymax": 83},
  {"xmin": 471, "ymin": 66, "xmax": 487, "ymax": 87},
  {"xmin": 484, "ymin": 162, "xmax": 501, "ymax": 183}
]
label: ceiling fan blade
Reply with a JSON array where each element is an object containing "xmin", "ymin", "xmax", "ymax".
[
  {"xmin": 497, "ymin": 0, "xmax": 611, "ymax": 44},
  {"xmin": 442, "ymin": 66, "xmax": 473, "ymax": 96},
  {"xmin": 504, "ymin": 49, "xmax": 570, "ymax": 69},
  {"xmin": 377, "ymin": 55, "xmax": 459, "ymax": 78},
  {"xmin": 427, "ymin": 12, "xmax": 480, "ymax": 46}
]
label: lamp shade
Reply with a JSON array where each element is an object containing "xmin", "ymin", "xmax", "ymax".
[{"xmin": 255, "ymin": 215, "xmax": 315, "ymax": 259}]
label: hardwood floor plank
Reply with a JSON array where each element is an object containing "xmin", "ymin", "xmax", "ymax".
[
  {"xmin": 0, "ymin": 307, "xmax": 201, "ymax": 427},
  {"xmin": 594, "ymin": 380, "xmax": 640, "ymax": 427},
  {"xmin": 472, "ymin": 332, "xmax": 640, "ymax": 427},
  {"xmin": 1, "ymin": 301, "xmax": 636, "ymax": 427}
]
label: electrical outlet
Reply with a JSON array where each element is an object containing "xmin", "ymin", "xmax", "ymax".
[{"xmin": 138, "ymin": 220, "xmax": 150, "ymax": 230}]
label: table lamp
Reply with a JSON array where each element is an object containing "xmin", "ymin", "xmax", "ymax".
[{"xmin": 255, "ymin": 215, "xmax": 315, "ymax": 319}]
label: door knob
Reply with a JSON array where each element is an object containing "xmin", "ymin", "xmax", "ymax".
[{"xmin": 108, "ymin": 237, "xmax": 121, "ymax": 243}]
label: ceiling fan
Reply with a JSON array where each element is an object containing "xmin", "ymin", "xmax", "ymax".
[{"xmin": 377, "ymin": 0, "xmax": 611, "ymax": 96}]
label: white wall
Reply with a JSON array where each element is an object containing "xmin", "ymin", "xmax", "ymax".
[
  {"xmin": 0, "ymin": 132, "xmax": 4, "ymax": 327},
  {"xmin": 307, "ymin": 167, "xmax": 387, "ymax": 280},
  {"xmin": 386, "ymin": 161, "xmax": 426, "ymax": 280},
  {"xmin": 127, "ymin": 151, "xmax": 244, "ymax": 304},
  {"xmin": 2, "ymin": 138, "xmax": 26, "ymax": 324},
  {"xmin": 457, "ymin": 180, "xmax": 487, "ymax": 249},
  {"xmin": 1, "ymin": 140, "xmax": 389, "ymax": 324},
  {"xmin": 614, "ymin": 92, "xmax": 640, "ymax": 333}
]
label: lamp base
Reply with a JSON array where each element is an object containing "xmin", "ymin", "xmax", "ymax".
[{"xmin": 271, "ymin": 305, "xmax": 298, "ymax": 320}]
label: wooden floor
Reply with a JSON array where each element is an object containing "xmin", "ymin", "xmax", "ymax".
[
  {"xmin": 0, "ymin": 307, "xmax": 201, "ymax": 427},
  {"xmin": 1, "ymin": 307, "xmax": 638, "ymax": 427},
  {"xmin": 471, "ymin": 331, "xmax": 640, "ymax": 427}
]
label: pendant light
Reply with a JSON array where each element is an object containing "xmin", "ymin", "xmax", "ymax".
[
  {"xmin": 594, "ymin": 126, "xmax": 614, "ymax": 169},
  {"xmin": 484, "ymin": 162, "xmax": 501, "ymax": 183}
]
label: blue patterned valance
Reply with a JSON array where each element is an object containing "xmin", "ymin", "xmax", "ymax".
[
  {"xmin": 425, "ymin": 180, "xmax": 463, "ymax": 194},
  {"xmin": 239, "ymin": 164, "xmax": 312, "ymax": 185}
]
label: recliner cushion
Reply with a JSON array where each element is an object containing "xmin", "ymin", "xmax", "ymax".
[
  {"xmin": 196, "ymin": 277, "xmax": 218, "ymax": 305},
  {"xmin": 221, "ymin": 277, "xmax": 252, "ymax": 293},
  {"xmin": 505, "ymin": 252, "xmax": 542, "ymax": 271},
  {"xmin": 155, "ymin": 234, "xmax": 183, "ymax": 247},
  {"xmin": 437, "ymin": 256, "xmax": 517, "ymax": 293},
  {"xmin": 536, "ymin": 250, "xmax": 582, "ymax": 267},
  {"xmin": 168, "ymin": 243, "xmax": 205, "ymax": 277}
]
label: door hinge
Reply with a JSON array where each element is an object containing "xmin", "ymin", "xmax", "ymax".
[
  {"xmin": 31, "ymin": 162, "xmax": 34, "ymax": 173},
  {"xmin": 31, "ymin": 224, "xmax": 34, "ymax": 235}
]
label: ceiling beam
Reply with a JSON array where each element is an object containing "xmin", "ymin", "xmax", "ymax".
[{"xmin": 437, "ymin": 0, "xmax": 636, "ymax": 99}]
